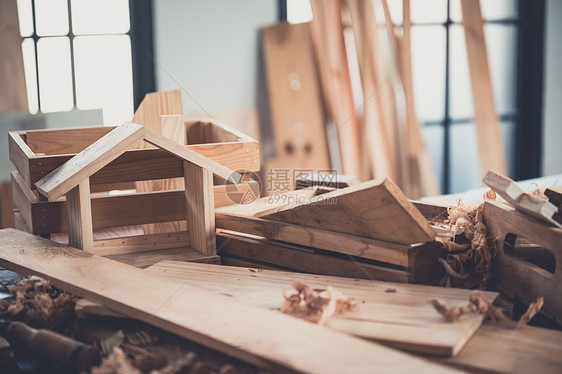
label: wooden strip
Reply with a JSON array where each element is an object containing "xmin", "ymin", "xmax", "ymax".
[
  {"xmin": 93, "ymin": 231, "xmax": 190, "ymax": 256},
  {"xmin": 10, "ymin": 171, "xmax": 34, "ymax": 231},
  {"xmin": 144, "ymin": 129, "xmax": 240, "ymax": 183},
  {"xmin": 66, "ymin": 178, "xmax": 94, "ymax": 252},
  {"xmin": 185, "ymin": 162, "xmax": 215, "ymax": 256},
  {"xmin": 35, "ymin": 123, "xmax": 145, "ymax": 200},
  {"xmin": 460, "ymin": 0, "xmax": 507, "ymax": 176},
  {"xmin": 0, "ymin": 0, "xmax": 28, "ymax": 112},
  {"xmin": 0, "ymin": 182, "xmax": 15, "ymax": 228},
  {"xmin": 13, "ymin": 210, "xmax": 31, "ymax": 233},
  {"xmin": 262, "ymin": 178, "xmax": 436, "ymax": 245},
  {"xmin": 26, "ymin": 126, "xmax": 114, "ymax": 155},
  {"xmin": 146, "ymin": 261, "xmax": 498, "ymax": 356},
  {"xmin": 0, "ymin": 228, "xmax": 451, "ymax": 373},
  {"xmin": 105, "ymin": 247, "xmax": 220, "ymax": 269},
  {"xmin": 8, "ymin": 132, "xmax": 33, "ymax": 186}
]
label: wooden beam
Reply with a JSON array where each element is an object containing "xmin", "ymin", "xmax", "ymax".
[
  {"xmin": 35, "ymin": 123, "xmax": 145, "ymax": 200},
  {"xmin": 66, "ymin": 178, "xmax": 93, "ymax": 252},
  {"xmin": 0, "ymin": 228, "xmax": 451, "ymax": 373},
  {"xmin": 184, "ymin": 162, "xmax": 215, "ymax": 256},
  {"xmin": 460, "ymin": 0, "xmax": 507, "ymax": 176}
]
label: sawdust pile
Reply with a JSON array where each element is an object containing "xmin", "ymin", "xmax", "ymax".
[
  {"xmin": 281, "ymin": 282, "xmax": 354, "ymax": 325},
  {"xmin": 0, "ymin": 275, "xmax": 76, "ymax": 328},
  {"xmin": 439, "ymin": 197, "xmax": 497, "ymax": 289},
  {"xmin": 429, "ymin": 291, "xmax": 544, "ymax": 328}
]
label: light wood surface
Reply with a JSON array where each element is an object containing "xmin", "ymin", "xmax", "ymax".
[
  {"xmin": 146, "ymin": 260, "xmax": 498, "ymax": 356},
  {"xmin": 0, "ymin": 0, "xmax": 28, "ymax": 113},
  {"xmin": 0, "ymin": 228, "xmax": 452, "ymax": 373},
  {"xmin": 66, "ymin": 178, "xmax": 93, "ymax": 252},
  {"xmin": 460, "ymin": 0, "xmax": 507, "ymax": 177},
  {"xmin": 262, "ymin": 178, "xmax": 436, "ymax": 245},
  {"xmin": 35, "ymin": 123, "xmax": 145, "ymax": 200}
]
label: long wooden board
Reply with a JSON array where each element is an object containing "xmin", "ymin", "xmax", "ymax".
[
  {"xmin": 262, "ymin": 178, "xmax": 436, "ymax": 245},
  {"xmin": 146, "ymin": 260, "xmax": 498, "ymax": 356},
  {"xmin": 0, "ymin": 228, "xmax": 451, "ymax": 373}
]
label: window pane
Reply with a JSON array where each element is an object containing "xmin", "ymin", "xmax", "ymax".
[
  {"xmin": 486, "ymin": 24, "xmax": 517, "ymax": 115},
  {"xmin": 35, "ymin": 0, "xmax": 69, "ymax": 36},
  {"xmin": 411, "ymin": 0, "xmax": 447, "ymax": 24},
  {"xmin": 21, "ymin": 38, "xmax": 39, "ymax": 113},
  {"xmin": 74, "ymin": 35, "xmax": 133, "ymax": 125},
  {"xmin": 449, "ymin": 24, "xmax": 472, "ymax": 119},
  {"xmin": 385, "ymin": 0, "xmax": 402, "ymax": 25},
  {"xmin": 16, "ymin": 0, "xmax": 33, "ymax": 37},
  {"xmin": 71, "ymin": 0, "xmax": 130, "ymax": 35},
  {"xmin": 411, "ymin": 25, "xmax": 446, "ymax": 122},
  {"xmin": 287, "ymin": 0, "xmax": 312, "ymax": 24},
  {"xmin": 421, "ymin": 124, "xmax": 445, "ymax": 192},
  {"xmin": 451, "ymin": 0, "xmax": 518, "ymax": 22},
  {"xmin": 37, "ymin": 37, "xmax": 73, "ymax": 112}
]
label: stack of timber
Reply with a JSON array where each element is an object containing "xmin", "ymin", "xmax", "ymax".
[
  {"xmin": 9, "ymin": 115, "xmax": 259, "ymax": 268},
  {"xmin": 216, "ymin": 178, "xmax": 446, "ymax": 284},
  {"xmin": 0, "ymin": 228, "xmax": 454, "ymax": 373}
]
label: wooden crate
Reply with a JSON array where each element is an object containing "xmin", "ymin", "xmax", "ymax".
[{"xmin": 9, "ymin": 121, "xmax": 259, "ymax": 267}]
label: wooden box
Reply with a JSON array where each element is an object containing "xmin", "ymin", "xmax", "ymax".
[{"xmin": 9, "ymin": 121, "xmax": 259, "ymax": 267}]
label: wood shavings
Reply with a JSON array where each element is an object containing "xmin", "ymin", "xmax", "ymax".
[
  {"xmin": 384, "ymin": 288, "xmax": 397, "ymax": 293},
  {"xmin": 483, "ymin": 189, "xmax": 496, "ymax": 201},
  {"xmin": 100, "ymin": 330, "xmax": 125, "ymax": 355},
  {"xmin": 281, "ymin": 282, "xmax": 354, "ymax": 325},
  {"xmin": 429, "ymin": 291, "xmax": 544, "ymax": 328},
  {"xmin": 90, "ymin": 347, "xmax": 140, "ymax": 374},
  {"xmin": 0, "ymin": 275, "xmax": 76, "ymax": 328}
]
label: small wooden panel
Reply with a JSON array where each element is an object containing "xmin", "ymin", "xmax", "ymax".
[
  {"xmin": 262, "ymin": 178, "xmax": 436, "ymax": 245},
  {"xmin": 0, "ymin": 228, "xmax": 452, "ymax": 373},
  {"xmin": 261, "ymin": 22, "xmax": 331, "ymax": 169},
  {"xmin": 460, "ymin": 0, "xmax": 507, "ymax": 176},
  {"xmin": 0, "ymin": 0, "xmax": 28, "ymax": 113},
  {"xmin": 146, "ymin": 260, "xmax": 498, "ymax": 356},
  {"xmin": 93, "ymin": 231, "xmax": 190, "ymax": 256},
  {"xmin": 35, "ymin": 123, "xmax": 145, "ymax": 200},
  {"xmin": 66, "ymin": 178, "xmax": 93, "ymax": 252},
  {"xmin": 0, "ymin": 182, "xmax": 15, "ymax": 228},
  {"xmin": 26, "ymin": 127, "xmax": 114, "ymax": 155}
]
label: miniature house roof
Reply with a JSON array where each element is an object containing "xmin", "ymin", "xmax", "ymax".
[{"xmin": 35, "ymin": 122, "xmax": 241, "ymax": 201}]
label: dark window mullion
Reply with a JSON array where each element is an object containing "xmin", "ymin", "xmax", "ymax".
[
  {"xmin": 443, "ymin": 0, "xmax": 451, "ymax": 193},
  {"xmin": 67, "ymin": 0, "xmax": 77, "ymax": 108},
  {"xmin": 30, "ymin": 0, "xmax": 41, "ymax": 111}
]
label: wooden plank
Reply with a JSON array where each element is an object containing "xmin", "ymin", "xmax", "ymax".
[
  {"xmin": 184, "ymin": 162, "xmax": 215, "ymax": 256},
  {"xmin": 35, "ymin": 123, "xmax": 145, "ymax": 200},
  {"xmin": 0, "ymin": 0, "xmax": 28, "ymax": 113},
  {"xmin": 8, "ymin": 132, "xmax": 33, "ymax": 185},
  {"xmin": 10, "ymin": 171, "xmax": 34, "ymax": 230},
  {"xmin": 105, "ymin": 247, "xmax": 220, "ymax": 269},
  {"xmin": 146, "ymin": 260, "xmax": 498, "ymax": 356},
  {"xmin": 262, "ymin": 178, "xmax": 436, "ymax": 245},
  {"xmin": 460, "ymin": 0, "xmax": 507, "ymax": 176},
  {"xmin": 93, "ymin": 231, "xmax": 190, "ymax": 256},
  {"xmin": 13, "ymin": 210, "xmax": 31, "ymax": 233},
  {"xmin": 438, "ymin": 322, "xmax": 562, "ymax": 373},
  {"xmin": 144, "ymin": 128, "xmax": 240, "ymax": 183},
  {"xmin": 310, "ymin": 0, "xmax": 362, "ymax": 178},
  {"xmin": 261, "ymin": 22, "xmax": 331, "ymax": 169},
  {"xmin": 0, "ymin": 182, "xmax": 15, "ymax": 228},
  {"xmin": 0, "ymin": 228, "xmax": 452, "ymax": 373},
  {"xmin": 66, "ymin": 178, "xmax": 94, "ymax": 252},
  {"xmin": 26, "ymin": 126, "xmax": 114, "ymax": 155}
]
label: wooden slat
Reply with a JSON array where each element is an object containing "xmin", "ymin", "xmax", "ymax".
[
  {"xmin": 146, "ymin": 260, "xmax": 498, "ymax": 356},
  {"xmin": 105, "ymin": 247, "xmax": 220, "ymax": 269},
  {"xmin": 0, "ymin": 0, "xmax": 28, "ymax": 113},
  {"xmin": 26, "ymin": 126, "xmax": 114, "ymax": 155},
  {"xmin": 10, "ymin": 171, "xmax": 34, "ymax": 231},
  {"xmin": 93, "ymin": 231, "xmax": 190, "ymax": 256},
  {"xmin": 262, "ymin": 178, "xmax": 436, "ymax": 245},
  {"xmin": 35, "ymin": 123, "xmax": 145, "ymax": 200},
  {"xmin": 0, "ymin": 228, "xmax": 452, "ymax": 373},
  {"xmin": 261, "ymin": 22, "xmax": 331, "ymax": 169},
  {"xmin": 460, "ymin": 0, "xmax": 507, "ymax": 176},
  {"xmin": 8, "ymin": 132, "xmax": 33, "ymax": 185},
  {"xmin": 66, "ymin": 178, "xmax": 93, "ymax": 252}
]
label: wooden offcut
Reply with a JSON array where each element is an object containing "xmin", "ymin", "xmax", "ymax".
[
  {"xmin": 66, "ymin": 179, "xmax": 93, "ymax": 252},
  {"xmin": 0, "ymin": 229, "xmax": 452, "ymax": 373}
]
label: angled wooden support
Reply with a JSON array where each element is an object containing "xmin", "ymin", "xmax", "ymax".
[
  {"xmin": 184, "ymin": 161, "xmax": 215, "ymax": 256},
  {"xmin": 66, "ymin": 178, "xmax": 93, "ymax": 252},
  {"xmin": 35, "ymin": 122, "xmax": 145, "ymax": 201}
]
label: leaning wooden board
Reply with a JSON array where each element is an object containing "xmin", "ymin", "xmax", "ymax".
[
  {"xmin": 0, "ymin": 229, "xmax": 452, "ymax": 373},
  {"xmin": 146, "ymin": 261, "xmax": 498, "ymax": 356}
]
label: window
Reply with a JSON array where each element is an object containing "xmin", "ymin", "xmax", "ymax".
[{"xmin": 17, "ymin": 0, "xmax": 134, "ymax": 125}]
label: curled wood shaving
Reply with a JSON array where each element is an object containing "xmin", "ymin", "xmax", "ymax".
[
  {"xmin": 90, "ymin": 347, "xmax": 140, "ymax": 374},
  {"xmin": 281, "ymin": 282, "xmax": 354, "ymax": 325},
  {"xmin": 483, "ymin": 189, "xmax": 497, "ymax": 201},
  {"xmin": 429, "ymin": 291, "xmax": 544, "ymax": 328}
]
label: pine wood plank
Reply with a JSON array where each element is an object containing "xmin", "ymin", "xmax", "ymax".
[
  {"xmin": 66, "ymin": 178, "xmax": 93, "ymax": 252},
  {"xmin": 26, "ymin": 126, "xmax": 114, "ymax": 155},
  {"xmin": 146, "ymin": 260, "xmax": 498, "ymax": 356},
  {"xmin": 460, "ymin": 0, "xmax": 507, "ymax": 176},
  {"xmin": 310, "ymin": 0, "xmax": 362, "ymax": 178},
  {"xmin": 35, "ymin": 123, "xmax": 145, "ymax": 201},
  {"xmin": 0, "ymin": 228, "xmax": 452, "ymax": 373},
  {"xmin": 262, "ymin": 178, "xmax": 436, "ymax": 245},
  {"xmin": 260, "ymin": 22, "xmax": 331, "ymax": 169},
  {"xmin": 0, "ymin": 0, "xmax": 28, "ymax": 113}
]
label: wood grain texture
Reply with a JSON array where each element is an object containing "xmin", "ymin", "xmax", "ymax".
[
  {"xmin": 0, "ymin": 182, "xmax": 15, "ymax": 228},
  {"xmin": 26, "ymin": 127, "xmax": 114, "ymax": 155},
  {"xmin": 146, "ymin": 261, "xmax": 498, "ymax": 356},
  {"xmin": 105, "ymin": 247, "xmax": 220, "ymax": 269},
  {"xmin": 0, "ymin": 0, "xmax": 28, "ymax": 113},
  {"xmin": 262, "ymin": 178, "xmax": 436, "ymax": 245},
  {"xmin": 35, "ymin": 123, "xmax": 145, "ymax": 200},
  {"xmin": 460, "ymin": 0, "xmax": 507, "ymax": 176},
  {"xmin": 310, "ymin": 0, "xmax": 362, "ymax": 178},
  {"xmin": 66, "ymin": 179, "xmax": 93, "ymax": 252},
  {"xmin": 0, "ymin": 228, "xmax": 452, "ymax": 373},
  {"xmin": 184, "ymin": 162, "xmax": 215, "ymax": 256},
  {"xmin": 261, "ymin": 22, "xmax": 331, "ymax": 169}
]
